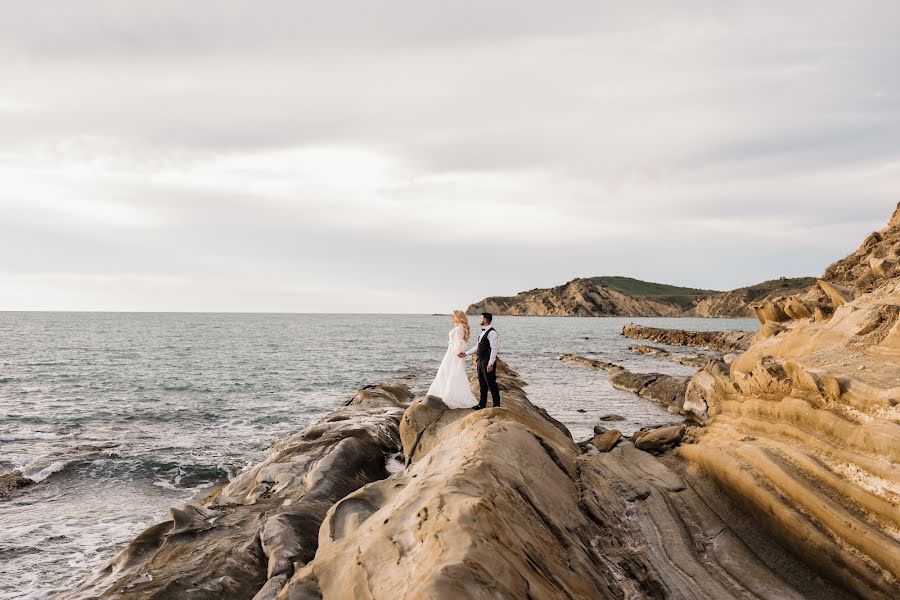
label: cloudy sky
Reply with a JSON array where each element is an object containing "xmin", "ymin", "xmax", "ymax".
[{"xmin": 1, "ymin": 1, "xmax": 898, "ymax": 312}]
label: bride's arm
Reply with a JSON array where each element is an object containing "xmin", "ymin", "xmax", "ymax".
[{"xmin": 453, "ymin": 326, "xmax": 467, "ymax": 354}]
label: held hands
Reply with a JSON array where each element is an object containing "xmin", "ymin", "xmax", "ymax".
[{"xmin": 457, "ymin": 352, "xmax": 466, "ymax": 358}]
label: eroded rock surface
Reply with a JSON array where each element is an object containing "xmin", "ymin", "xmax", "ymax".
[
  {"xmin": 63, "ymin": 383, "xmax": 414, "ymax": 600},
  {"xmin": 279, "ymin": 363, "xmax": 850, "ymax": 599},
  {"xmin": 679, "ymin": 204, "xmax": 900, "ymax": 599}
]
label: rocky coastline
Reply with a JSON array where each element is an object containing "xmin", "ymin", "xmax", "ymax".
[
  {"xmin": 63, "ymin": 204, "xmax": 900, "ymax": 599},
  {"xmin": 71, "ymin": 359, "xmax": 865, "ymax": 599}
]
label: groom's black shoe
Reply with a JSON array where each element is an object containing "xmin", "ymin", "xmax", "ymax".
[{"xmin": 471, "ymin": 405, "xmax": 484, "ymax": 410}]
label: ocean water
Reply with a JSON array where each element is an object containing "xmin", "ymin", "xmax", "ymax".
[{"xmin": 0, "ymin": 312, "xmax": 757, "ymax": 598}]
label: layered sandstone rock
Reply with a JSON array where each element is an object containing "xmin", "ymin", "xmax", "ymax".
[
  {"xmin": 63, "ymin": 383, "xmax": 414, "ymax": 600},
  {"xmin": 278, "ymin": 363, "xmax": 838, "ymax": 599},
  {"xmin": 687, "ymin": 277, "xmax": 817, "ymax": 318},
  {"xmin": 622, "ymin": 323, "xmax": 754, "ymax": 353},
  {"xmin": 679, "ymin": 204, "xmax": 900, "ymax": 599}
]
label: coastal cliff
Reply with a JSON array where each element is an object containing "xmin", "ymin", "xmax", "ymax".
[
  {"xmin": 468, "ymin": 275, "xmax": 815, "ymax": 318},
  {"xmin": 646, "ymin": 204, "xmax": 900, "ymax": 598},
  {"xmin": 64, "ymin": 206, "xmax": 900, "ymax": 599}
]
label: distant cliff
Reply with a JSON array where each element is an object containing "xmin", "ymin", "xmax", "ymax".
[
  {"xmin": 685, "ymin": 277, "xmax": 817, "ymax": 317},
  {"xmin": 468, "ymin": 275, "xmax": 815, "ymax": 318}
]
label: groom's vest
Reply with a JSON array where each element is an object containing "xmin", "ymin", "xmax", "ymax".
[{"xmin": 477, "ymin": 327, "xmax": 496, "ymax": 364}]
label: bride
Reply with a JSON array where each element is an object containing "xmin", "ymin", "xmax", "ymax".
[{"xmin": 426, "ymin": 310, "xmax": 477, "ymax": 409}]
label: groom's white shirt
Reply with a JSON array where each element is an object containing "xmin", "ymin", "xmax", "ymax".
[{"xmin": 464, "ymin": 327, "xmax": 498, "ymax": 366}]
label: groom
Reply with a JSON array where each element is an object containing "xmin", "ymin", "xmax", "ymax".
[{"xmin": 458, "ymin": 312, "xmax": 500, "ymax": 409}]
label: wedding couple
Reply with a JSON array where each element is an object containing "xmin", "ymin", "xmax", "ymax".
[{"xmin": 426, "ymin": 311, "xmax": 501, "ymax": 410}]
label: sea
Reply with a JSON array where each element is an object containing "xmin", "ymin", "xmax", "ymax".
[{"xmin": 0, "ymin": 312, "xmax": 758, "ymax": 599}]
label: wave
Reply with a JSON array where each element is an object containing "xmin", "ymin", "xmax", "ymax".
[
  {"xmin": 8, "ymin": 449, "xmax": 233, "ymax": 495},
  {"xmin": 0, "ymin": 431, "xmax": 63, "ymax": 442},
  {"xmin": 20, "ymin": 460, "xmax": 69, "ymax": 483}
]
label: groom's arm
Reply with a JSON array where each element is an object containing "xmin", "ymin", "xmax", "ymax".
[
  {"xmin": 463, "ymin": 344, "xmax": 477, "ymax": 357},
  {"xmin": 487, "ymin": 331, "xmax": 498, "ymax": 367}
]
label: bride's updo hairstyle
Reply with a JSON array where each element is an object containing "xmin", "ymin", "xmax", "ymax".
[{"xmin": 452, "ymin": 310, "xmax": 471, "ymax": 341}]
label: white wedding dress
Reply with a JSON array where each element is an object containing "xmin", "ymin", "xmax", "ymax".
[{"xmin": 427, "ymin": 325, "xmax": 477, "ymax": 408}]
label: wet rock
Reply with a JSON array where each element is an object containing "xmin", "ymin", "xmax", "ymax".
[
  {"xmin": 641, "ymin": 376, "xmax": 690, "ymax": 410},
  {"xmin": 630, "ymin": 344, "xmax": 670, "ymax": 357},
  {"xmin": 608, "ymin": 370, "xmax": 660, "ymax": 394},
  {"xmin": 599, "ymin": 414, "xmax": 626, "ymax": 422},
  {"xmin": 0, "ymin": 470, "xmax": 34, "ymax": 501},
  {"xmin": 622, "ymin": 324, "xmax": 754, "ymax": 353},
  {"xmin": 63, "ymin": 383, "xmax": 414, "ymax": 600}
]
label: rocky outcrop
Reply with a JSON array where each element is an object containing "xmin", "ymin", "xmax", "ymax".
[
  {"xmin": 0, "ymin": 470, "xmax": 33, "ymax": 500},
  {"xmin": 823, "ymin": 202, "xmax": 900, "ymax": 292},
  {"xmin": 687, "ymin": 277, "xmax": 817, "ymax": 318},
  {"xmin": 468, "ymin": 276, "xmax": 701, "ymax": 317},
  {"xmin": 278, "ymin": 363, "xmax": 845, "ymax": 599},
  {"xmin": 468, "ymin": 275, "xmax": 816, "ymax": 318},
  {"xmin": 630, "ymin": 344, "xmax": 670, "ymax": 357},
  {"xmin": 561, "ymin": 354, "xmax": 690, "ymax": 414},
  {"xmin": 63, "ymin": 383, "xmax": 415, "ymax": 600},
  {"xmin": 622, "ymin": 323, "xmax": 754, "ymax": 353},
  {"xmin": 678, "ymin": 204, "xmax": 900, "ymax": 599}
]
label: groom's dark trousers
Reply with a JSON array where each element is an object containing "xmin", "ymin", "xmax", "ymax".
[{"xmin": 477, "ymin": 359, "xmax": 501, "ymax": 408}]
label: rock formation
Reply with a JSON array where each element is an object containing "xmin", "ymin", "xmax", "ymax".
[
  {"xmin": 467, "ymin": 276, "xmax": 706, "ymax": 317},
  {"xmin": 276, "ymin": 363, "xmax": 845, "ymax": 599},
  {"xmin": 677, "ymin": 203, "xmax": 900, "ymax": 599},
  {"xmin": 686, "ymin": 277, "xmax": 817, "ymax": 318},
  {"xmin": 622, "ymin": 323, "xmax": 754, "ymax": 353},
  {"xmin": 62, "ymin": 383, "xmax": 415, "ymax": 600},
  {"xmin": 72, "ymin": 364, "xmax": 865, "ymax": 599},
  {"xmin": 468, "ymin": 275, "xmax": 815, "ymax": 318},
  {"xmin": 0, "ymin": 470, "xmax": 33, "ymax": 500},
  {"xmin": 561, "ymin": 354, "xmax": 691, "ymax": 415},
  {"xmin": 630, "ymin": 344, "xmax": 671, "ymax": 357}
]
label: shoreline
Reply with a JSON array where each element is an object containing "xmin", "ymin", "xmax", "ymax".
[{"xmin": 65, "ymin": 358, "xmax": 860, "ymax": 599}]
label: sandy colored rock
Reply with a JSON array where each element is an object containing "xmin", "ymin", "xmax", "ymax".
[
  {"xmin": 680, "ymin": 205, "xmax": 900, "ymax": 599},
  {"xmin": 590, "ymin": 429, "xmax": 622, "ymax": 452},
  {"xmin": 817, "ymin": 279, "xmax": 855, "ymax": 308},
  {"xmin": 687, "ymin": 277, "xmax": 817, "ymax": 318},
  {"xmin": 632, "ymin": 425, "xmax": 686, "ymax": 454},
  {"xmin": 278, "ymin": 365, "xmax": 842, "ymax": 600}
]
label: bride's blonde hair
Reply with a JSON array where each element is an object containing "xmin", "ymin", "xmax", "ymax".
[{"xmin": 452, "ymin": 310, "xmax": 471, "ymax": 341}]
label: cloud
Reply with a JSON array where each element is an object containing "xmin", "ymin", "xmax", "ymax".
[{"xmin": 1, "ymin": 1, "xmax": 898, "ymax": 311}]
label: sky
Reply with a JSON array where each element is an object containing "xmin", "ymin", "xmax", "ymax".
[{"xmin": 1, "ymin": 1, "xmax": 899, "ymax": 313}]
